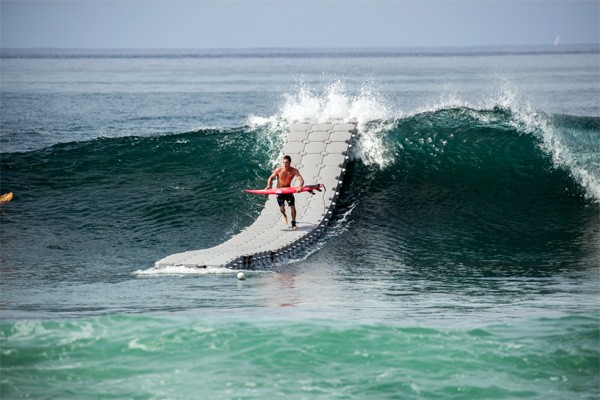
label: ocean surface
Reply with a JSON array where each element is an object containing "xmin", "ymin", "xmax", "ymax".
[{"xmin": 1, "ymin": 46, "xmax": 599, "ymax": 399}]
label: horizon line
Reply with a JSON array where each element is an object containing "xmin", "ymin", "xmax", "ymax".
[{"xmin": 2, "ymin": 43, "xmax": 600, "ymax": 51}]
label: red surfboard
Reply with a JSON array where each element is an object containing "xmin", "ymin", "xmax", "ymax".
[{"xmin": 244, "ymin": 184, "xmax": 324, "ymax": 195}]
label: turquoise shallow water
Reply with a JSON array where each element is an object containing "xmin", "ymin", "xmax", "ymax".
[
  {"xmin": 1, "ymin": 47, "xmax": 599, "ymax": 398},
  {"xmin": 2, "ymin": 314, "xmax": 598, "ymax": 399}
]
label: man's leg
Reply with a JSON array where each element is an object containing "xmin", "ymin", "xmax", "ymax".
[
  {"xmin": 291, "ymin": 205, "xmax": 297, "ymax": 228},
  {"xmin": 277, "ymin": 195, "xmax": 288, "ymax": 225},
  {"xmin": 280, "ymin": 205, "xmax": 288, "ymax": 225}
]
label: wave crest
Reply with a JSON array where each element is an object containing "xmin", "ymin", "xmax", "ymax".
[{"xmin": 247, "ymin": 81, "xmax": 598, "ymax": 202}]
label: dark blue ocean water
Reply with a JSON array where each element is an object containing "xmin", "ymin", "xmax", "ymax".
[{"xmin": 1, "ymin": 46, "xmax": 599, "ymax": 399}]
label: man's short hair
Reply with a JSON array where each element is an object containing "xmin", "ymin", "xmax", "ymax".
[{"xmin": 283, "ymin": 155, "xmax": 291, "ymax": 162}]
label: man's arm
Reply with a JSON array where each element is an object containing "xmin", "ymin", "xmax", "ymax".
[
  {"xmin": 295, "ymin": 171, "xmax": 304, "ymax": 192},
  {"xmin": 266, "ymin": 168, "xmax": 279, "ymax": 189}
]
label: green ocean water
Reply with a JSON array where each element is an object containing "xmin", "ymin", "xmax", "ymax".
[{"xmin": 2, "ymin": 314, "xmax": 598, "ymax": 399}]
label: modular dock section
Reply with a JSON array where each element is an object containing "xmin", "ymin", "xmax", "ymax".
[{"xmin": 155, "ymin": 121, "xmax": 357, "ymax": 269}]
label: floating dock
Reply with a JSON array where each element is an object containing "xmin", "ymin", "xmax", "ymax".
[{"xmin": 155, "ymin": 121, "xmax": 357, "ymax": 270}]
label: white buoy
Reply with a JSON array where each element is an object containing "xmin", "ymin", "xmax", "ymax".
[{"xmin": 237, "ymin": 272, "xmax": 246, "ymax": 280}]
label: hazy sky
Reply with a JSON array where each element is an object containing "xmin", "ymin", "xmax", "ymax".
[{"xmin": 1, "ymin": 0, "xmax": 598, "ymax": 49}]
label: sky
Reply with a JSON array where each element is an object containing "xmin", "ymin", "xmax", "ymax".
[{"xmin": 1, "ymin": 0, "xmax": 599, "ymax": 49}]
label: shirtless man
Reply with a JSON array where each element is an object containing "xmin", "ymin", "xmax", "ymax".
[{"xmin": 266, "ymin": 155, "xmax": 304, "ymax": 229}]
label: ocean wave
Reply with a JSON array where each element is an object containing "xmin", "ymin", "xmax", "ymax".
[
  {"xmin": 250, "ymin": 83, "xmax": 598, "ymax": 203},
  {"xmin": 3, "ymin": 107, "xmax": 597, "ymax": 197},
  {"xmin": 2, "ymin": 107, "xmax": 597, "ymax": 208},
  {"xmin": 245, "ymin": 80, "xmax": 598, "ymax": 204},
  {"xmin": 1, "ymin": 103, "xmax": 597, "ymax": 275}
]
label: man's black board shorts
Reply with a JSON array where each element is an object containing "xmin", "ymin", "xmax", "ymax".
[{"xmin": 277, "ymin": 194, "xmax": 295, "ymax": 207}]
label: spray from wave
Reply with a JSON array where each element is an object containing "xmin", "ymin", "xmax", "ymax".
[{"xmin": 247, "ymin": 80, "xmax": 395, "ymax": 167}]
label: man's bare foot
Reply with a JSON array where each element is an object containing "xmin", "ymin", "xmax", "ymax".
[{"xmin": 282, "ymin": 215, "xmax": 288, "ymax": 225}]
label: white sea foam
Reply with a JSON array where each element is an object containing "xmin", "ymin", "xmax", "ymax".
[
  {"xmin": 537, "ymin": 121, "xmax": 600, "ymax": 203},
  {"xmin": 8, "ymin": 320, "xmax": 49, "ymax": 339},
  {"xmin": 128, "ymin": 338, "xmax": 153, "ymax": 351},
  {"xmin": 247, "ymin": 80, "xmax": 395, "ymax": 168},
  {"xmin": 133, "ymin": 265, "xmax": 237, "ymax": 276},
  {"xmin": 498, "ymin": 96, "xmax": 600, "ymax": 203}
]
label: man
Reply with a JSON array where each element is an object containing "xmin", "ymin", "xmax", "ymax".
[{"xmin": 266, "ymin": 155, "xmax": 304, "ymax": 229}]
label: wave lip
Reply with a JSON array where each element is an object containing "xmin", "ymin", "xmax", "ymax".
[
  {"xmin": 372, "ymin": 106, "xmax": 599, "ymax": 203},
  {"xmin": 246, "ymin": 81, "xmax": 599, "ymax": 204}
]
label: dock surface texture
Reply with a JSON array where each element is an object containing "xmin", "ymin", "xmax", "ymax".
[{"xmin": 155, "ymin": 121, "xmax": 357, "ymax": 269}]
